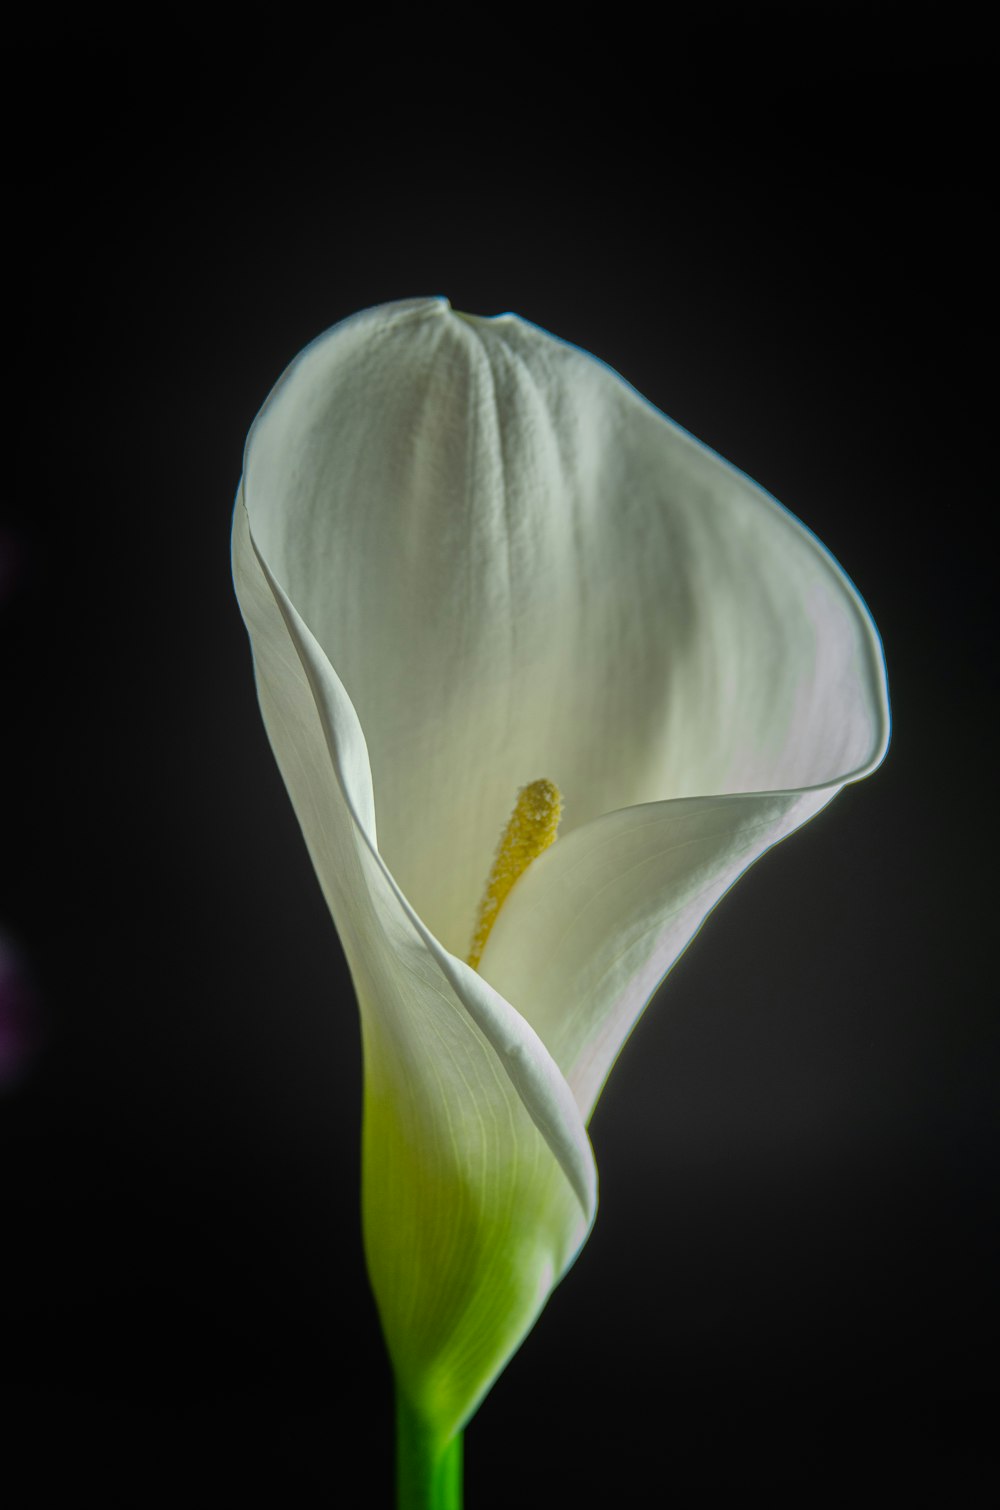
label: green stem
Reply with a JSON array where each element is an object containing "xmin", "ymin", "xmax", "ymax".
[{"xmin": 395, "ymin": 1389, "xmax": 463, "ymax": 1510}]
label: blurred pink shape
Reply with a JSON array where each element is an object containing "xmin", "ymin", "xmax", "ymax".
[{"xmin": 0, "ymin": 933, "xmax": 42, "ymax": 1089}]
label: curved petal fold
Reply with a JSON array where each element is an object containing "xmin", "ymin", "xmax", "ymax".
[{"xmin": 232, "ymin": 499, "xmax": 594, "ymax": 1440}]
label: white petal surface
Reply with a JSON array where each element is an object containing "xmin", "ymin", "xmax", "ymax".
[
  {"xmin": 233, "ymin": 295, "xmax": 889, "ymax": 1428},
  {"xmin": 232, "ymin": 499, "xmax": 594, "ymax": 1440}
]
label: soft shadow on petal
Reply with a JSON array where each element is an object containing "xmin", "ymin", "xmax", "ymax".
[{"xmin": 480, "ymin": 787, "xmax": 838, "ymax": 1120}]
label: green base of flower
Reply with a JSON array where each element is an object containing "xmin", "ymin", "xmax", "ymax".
[{"xmin": 396, "ymin": 1390, "xmax": 463, "ymax": 1510}]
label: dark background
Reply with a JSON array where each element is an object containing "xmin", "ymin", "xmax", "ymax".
[{"xmin": 6, "ymin": 12, "xmax": 995, "ymax": 1502}]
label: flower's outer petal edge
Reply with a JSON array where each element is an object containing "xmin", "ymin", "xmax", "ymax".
[
  {"xmin": 232, "ymin": 493, "xmax": 595, "ymax": 1438},
  {"xmin": 237, "ymin": 493, "xmax": 596, "ymax": 1222}
]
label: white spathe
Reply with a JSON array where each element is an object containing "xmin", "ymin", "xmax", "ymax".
[{"xmin": 232, "ymin": 297, "xmax": 889, "ymax": 1442}]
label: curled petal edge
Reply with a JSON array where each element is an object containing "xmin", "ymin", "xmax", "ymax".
[{"xmin": 234, "ymin": 491, "xmax": 598, "ymax": 1223}]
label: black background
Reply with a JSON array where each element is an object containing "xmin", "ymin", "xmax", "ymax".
[{"xmin": 6, "ymin": 11, "xmax": 996, "ymax": 1502}]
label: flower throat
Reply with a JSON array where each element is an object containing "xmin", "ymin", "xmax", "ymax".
[{"xmin": 467, "ymin": 779, "xmax": 563, "ymax": 970}]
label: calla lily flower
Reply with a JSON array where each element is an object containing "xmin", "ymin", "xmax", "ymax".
[{"xmin": 232, "ymin": 298, "xmax": 889, "ymax": 1500}]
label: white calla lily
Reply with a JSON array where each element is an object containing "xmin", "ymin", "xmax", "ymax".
[{"xmin": 232, "ymin": 298, "xmax": 889, "ymax": 1486}]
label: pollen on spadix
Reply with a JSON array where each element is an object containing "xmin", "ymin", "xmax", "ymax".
[{"xmin": 467, "ymin": 779, "xmax": 563, "ymax": 970}]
